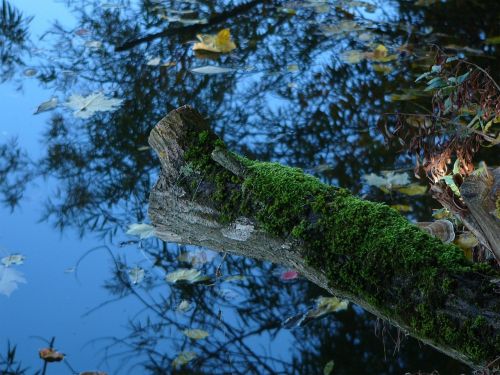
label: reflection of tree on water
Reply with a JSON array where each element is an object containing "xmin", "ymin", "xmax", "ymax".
[
  {"xmin": 88, "ymin": 240, "xmax": 467, "ymax": 374},
  {"xmin": 0, "ymin": 0, "xmax": 32, "ymax": 83},
  {"xmin": 0, "ymin": 0, "xmax": 498, "ymax": 373}
]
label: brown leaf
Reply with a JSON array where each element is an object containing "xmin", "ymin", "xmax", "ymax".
[{"xmin": 39, "ymin": 348, "xmax": 64, "ymax": 362}]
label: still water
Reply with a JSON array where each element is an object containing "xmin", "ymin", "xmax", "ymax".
[{"xmin": 1, "ymin": 0, "xmax": 499, "ymax": 374}]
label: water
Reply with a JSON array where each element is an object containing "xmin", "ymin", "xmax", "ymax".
[{"xmin": 1, "ymin": 0, "xmax": 499, "ymax": 374}]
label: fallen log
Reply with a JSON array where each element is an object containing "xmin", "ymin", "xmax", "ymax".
[{"xmin": 148, "ymin": 106, "xmax": 500, "ymax": 369}]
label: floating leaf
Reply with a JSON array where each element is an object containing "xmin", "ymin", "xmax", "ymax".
[
  {"xmin": 166, "ymin": 268, "xmax": 205, "ymax": 284},
  {"xmin": 24, "ymin": 68, "xmax": 37, "ymax": 77},
  {"xmin": 34, "ymin": 97, "xmax": 58, "ymax": 114},
  {"xmin": 146, "ymin": 57, "xmax": 161, "ymax": 66},
  {"xmin": 126, "ymin": 223, "xmax": 155, "ymax": 239},
  {"xmin": 65, "ymin": 92, "xmax": 123, "ymax": 119},
  {"xmin": 395, "ymin": 183, "xmax": 427, "ymax": 196},
  {"xmin": 1, "ymin": 254, "xmax": 25, "ymax": 267},
  {"xmin": 390, "ymin": 204, "xmax": 413, "ymax": 212},
  {"xmin": 485, "ymin": 36, "xmax": 500, "ymax": 45},
  {"xmin": 183, "ymin": 329, "xmax": 209, "ymax": 340},
  {"xmin": 84, "ymin": 40, "xmax": 102, "ymax": 49},
  {"xmin": 177, "ymin": 300, "xmax": 191, "ymax": 312},
  {"xmin": 192, "ymin": 28, "xmax": 236, "ymax": 53},
  {"xmin": 178, "ymin": 249, "xmax": 217, "ymax": 267},
  {"xmin": 0, "ymin": 266, "xmax": 26, "ymax": 297},
  {"xmin": 390, "ymin": 93, "xmax": 418, "ymax": 101},
  {"xmin": 340, "ymin": 50, "xmax": 364, "ymax": 64},
  {"xmin": 324, "ymin": 360, "xmax": 335, "ymax": 375},
  {"xmin": 172, "ymin": 351, "xmax": 197, "ymax": 368},
  {"xmin": 365, "ymin": 44, "xmax": 398, "ymax": 62},
  {"xmin": 128, "ymin": 267, "xmax": 145, "ymax": 285},
  {"xmin": 363, "ymin": 171, "xmax": 410, "ymax": 189},
  {"xmin": 432, "ymin": 208, "xmax": 452, "ymax": 220},
  {"xmin": 287, "ymin": 64, "xmax": 299, "ymax": 72},
  {"xmin": 39, "ymin": 348, "xmax": 64, "ymax": 362},
  {"xmin": 454, "ymin": 232, "xmax": 479, "ymax": 251},
  {"xmin": 277, "ymin": 7, "xmax": 296, "ymax": 15},
  {"xmin": 283, "ymin": 296, "xmax": 349, "ymax": 328},
  {"xmin": 190, "ymin": 66, "xmax": 235, "ymax": 74},
  {"xmin": 280, "ymin": 270, "xmax": 299, "ymax": 281}
]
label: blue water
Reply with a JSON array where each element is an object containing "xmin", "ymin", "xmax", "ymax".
[{"xmin": 1, "ymin": 0, "xmax": 498, "ymax": 373}]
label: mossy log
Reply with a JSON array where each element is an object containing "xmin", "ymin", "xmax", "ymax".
[{"xmin": 148, "ymin": 106, "xmax": 500, "ymax": 370}]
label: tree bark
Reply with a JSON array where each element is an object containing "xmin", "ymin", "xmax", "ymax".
[{"xmin": 148, "ymin": 106, "xmax": 500, "ymax": 370}]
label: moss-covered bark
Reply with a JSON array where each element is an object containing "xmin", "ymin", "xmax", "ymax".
[{"xmin": 148, "ymin": 106, "xmax": 500, "ymax": 369}]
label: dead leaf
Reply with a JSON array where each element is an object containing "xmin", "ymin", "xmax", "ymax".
[
  {"xmin": 39, "ymin": 348, "xmax": 64, "ymax": 362},
  {"xmin": 182, "ymin": 329, "xmax": 209, "ymax": 340},
  {"xmin": 192, "ymin": 28, "xmax": 236, "ymax": 53}
]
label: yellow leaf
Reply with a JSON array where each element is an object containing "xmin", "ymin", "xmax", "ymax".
[
  {"xmin": 454, "ymin": 232, "xmax": 479, "ymax": 250},
  {"xmin": 390, "ymin": 204, "xmax": 413, "ymax": 212},
  {"xmin": 193, "ymin": 28, "xmax": 236, "ymax": 54},
  {"xmin": 395, "ymin": 183, "xmax": 427, "ymax": 196}
]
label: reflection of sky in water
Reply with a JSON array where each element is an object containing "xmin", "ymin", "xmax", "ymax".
[{"xmin": 1, "ymin": 0, "xmax": 497, "ymax": 373}]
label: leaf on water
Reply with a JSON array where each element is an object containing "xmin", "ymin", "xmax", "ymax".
[
  {"xmin": 287, "ymin": 64, "xmax": 299, "ymax": 72},
  {"xmin": 280, "ymin": 270, "xmax": 299, "ymax": 281},
  {"xmin": 485, "ymin": 36, "xmax": 500, "ymax": 44},
  {"xmin": 128, "ymin": 266, "xmax": 145, "ymax": 285},
  {"xmin": 126, "ymin": 223, "xmax": 155, "ymax": 239},
  {"xmin": 283, "ymin": 296, "xmax": 349, "ymax": 328},
  {"xmin": 1, "ymin": 254, "xmax": 25, "ymax": 267},
  {"xmin": 455, "ymin": 233, "xmax": 479, "ymax": 251},
  {"xmin": 390, "ymin": 93, "xmax": 418, "ymax": 101},
  {"xmin": 390, "ymin": 204, "xmax": 413, "ymax": 212},
  {"xmin": 365, "ymin": 44, "xmax": 398, "ymax": 62},
  {"xmin": 84, "ymin": 40, "xmax": 102, "ymax": 49},
  {"xmin": 340, "ymin": 50, "xmax": 364, "ymax": 64},
  {"xmin": 395, "ymin": 183, "xmax": 427, "ymax": 196},
  {"xmin": 176, "ymin": 300, "xmax": 191, "ymax": 312},
  {"xmin": 166, "ymin": 268, "xmax": 204, "ymax": 284},
  {"xmin": 183, "ymin": 329, "xmax": 209, "ymax": 340},
  {"xmin": 324, "ymin": 360, "xmax": 335, "ymax": 375},
  {"xmin": 34, "ymin": 97, "xmax": 58, "ymax": 114},
  {"xmin": 192, "ymin": 28, "xmax": 236, "ymax": 53},
  {"xmin": 432, "ymin": 208, "xmax": 452, "ymax": 220},
  {"xmin": 39, "ymin": 348, "xmax": 64, "ymax": 362},
  {"xmin": 0, "ymin": 266, "xmax": 26, "ymax": 297},
  {"xmin": 320, "ymin": 21, "xmax": 361, "ymax": 37},
  {"xmin": 172, "ymin": 351, "xmax": 197, "ymax": 368},
  {"xmin": 146, "ymin": 57, "xmax": 161, "ymax": 66},
  {"xmin": 362, "ymin": 171, "xmax": 410, "ymax": 189},
  {"xmin": 372, "ymin": 64, "xmax": 393, "ymax": 74},
  {"xmin": 178, "ymin": 249, "xmax": 217, "ymax": 267},
  {"xmin": 277, "ymin": 7, "xmax": 297, "ymax": 15},
  {"xmin": 24, "ymin": 68, "xmax": 37, "ymax": 77},
  {"xmin": 65, "ymin": 92, "xmax": 124, "ymax": 119},
  {"xmin": 190, "ymin": 66, "xmax": 235, "ymax": 75}
]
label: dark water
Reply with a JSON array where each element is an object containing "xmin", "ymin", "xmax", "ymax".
[{"xmin": 1, "ymin": 0, "xmax": 499, "ymax": 374}]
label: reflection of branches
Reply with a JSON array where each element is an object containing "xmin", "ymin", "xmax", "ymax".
[
  {"xmin": 116, "ymin": 0, "xmax": 266, "ymax": 52},
  {"xmin": 0, "ymin": 0, "xmax": 32, "ymax": 82},
  {"xmin": 75, "ymin": 238, "xmax": 468, "ymax": 374}
]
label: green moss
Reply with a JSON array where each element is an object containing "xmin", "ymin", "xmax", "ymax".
[{"xmin": 179, "ymin": 126, "xmax": 500, "ymax": 365}]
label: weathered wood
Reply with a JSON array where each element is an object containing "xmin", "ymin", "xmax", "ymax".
[{"xmin": 148, "ymin": 106, "xmax": 500, "ymax": 370}]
